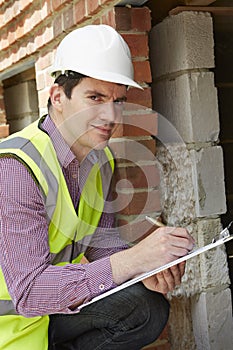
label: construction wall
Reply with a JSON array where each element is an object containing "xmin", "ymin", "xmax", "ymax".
[{"xmin": 150, "ymin": 10, "xmax": 233, "ymax": 349}]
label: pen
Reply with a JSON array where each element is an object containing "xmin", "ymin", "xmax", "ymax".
[{"xmin": 145, "ymin": 216, "xmax": 165, "ymax": 227}]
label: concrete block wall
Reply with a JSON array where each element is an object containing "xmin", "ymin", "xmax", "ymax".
[
  {"xmin": 153, "ymin": 72, "xmax": 219, "ymax": 143},
  {"xmin": 150, "ymin": 11, "xmax": 232, "ymax": 349}
]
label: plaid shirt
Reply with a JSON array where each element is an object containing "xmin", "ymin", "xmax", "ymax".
[{"xmin": 0, "ymin": 115, "xmax": 127, "ymax": 317}]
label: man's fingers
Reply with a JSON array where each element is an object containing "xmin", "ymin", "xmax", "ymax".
[
  {"xmin": 157, "ymin": 270, "xmax": 175, "ymax": 292},
  {"xmin": 158, "ymin": 263, "xmax": 186, "ymax": 292},
  {"xmin": 154, "ymin": 273, "xmax": 169, "ymax": 294},
  {"xmin": 163, "ymin": 227, "xmax": 195, "ymax": 252}
]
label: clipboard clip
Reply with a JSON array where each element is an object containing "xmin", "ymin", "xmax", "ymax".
[{"xmin": 212, "ymin": 221, "xmax": 233, "ymax": 243}]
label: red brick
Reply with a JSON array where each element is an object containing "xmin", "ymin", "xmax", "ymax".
[
  {"xmin": 101, "ymin": 9, "xmax": 116, "ymax": 27},
  {"xmin": 141, "ymin": 138, "xmax": 156, "ymax": 154},
  {"xmin": 23, "ymin": 12, "xmax": 33, "ymax": 34},
  {"xmin": 74, "ymin": 0, "xmax": 86, "ymax": 24},
  {"xmin": 112, "ymin": 112, "xmax": 157, "ymax": 138},
  {"xmin": 45, "ymin": 73, "xmax": 54, "ymax": 88},
  {"xmin": 126, "ymin": 87, "xmax": 152, "ymax": 108},
  {"xmin": 115, "ymin": 7, "xmax": 131, "ymax": 31},
  {"xmin": 0, "ymin": 124, "xmax": 9, "ymax": 138},
  {"xmin": 31, "ymin": 8, "xmax": 42, "ymax": 29},
  {"xmin": 53, "ymin": 14, "xmax": 63, "ymax": 38},
  {"xmin": 16, "ymin": 18, "xmax": 25, "ymax": 41},
  {"xmin": 122, "ymin": 33, "xmax": 149, "ymax": 58},
  {"xmin": 0, "ymin": 13, "xmax": 3, "ymax": 30},
  {"xmin": 0, "ymin": 98, "xmax": 5, "ymax": 111},
  {"xmin": 52, "ymin": 0, "xmax": 61, "ymax": 9},
  {"xmin": 114, "ymin": 189, "xmax": 161, "ymax": 216},
  {"xmin": 26, "ymin": 37, "xmax": 35, "ymax": 55},
  {"xmin": 133, "ymin": 60, "xmax": 152, "ymax": 83},
  {"xmin": 36, "ymin": 51, "xmax": 54, "ymax": 71},
  {"xmin": 116, "ymin": 218, "xmax": 154, "ymax": 243},
  {"xmin": 42, "ymin": 26, "xmax": 54, "ymax": 47},
  {"xmin": 8, "ymin": 22, "xmax": 16, "ymax": 45},
  {"xmin": 4, "ymin": 5, "xmax": 12, "ymax": 24},
  {"xmin": 92, "ymin": 18, "xmax": 101, "ymax": 25},
  {"xmin": 19, "ymin": 0, "xmax": 33, "ymax": 11},
  {"xmin": 0, "ymin": 111, "xmax": 7, "ymax": 125},
  {"xmin": 86, "ymin": 0, "xmax": 99, "ymax": 16},
  {"xmin": 12, "ymin": 2, "xmax": 20, "ymax": 17},
  {"xmin": 115, "ymin": 7, "xmax": 151, "ymax": 32},
  {"xmin": 110, "ymin": 138, "xmax": 156, "ymax": 164},
  {"xmin": 114, "ymin": 164, "xmax": 160, "ymax": 189},
  {"xmin": 38, "ymin": 89, "xmax": 50, "ymax": 109},
  {"xmin": 131, "ymin": 8, "xmax": 151, "ymax": 32},
  {"xmin": 0, "ymin": 30, "xmax": 8, "ymax": 50},
  {"xmin": 36, "ymin": 72, "xmax": 46, "ymax": 91},
  {"xmin": 63, "ymin": 6, "xmax": 74, "ymax": 31},
  {"xmin": 52, "ymin": 0, "xmax": 67, "ymax": 11},
  {"xmin": 41, "ymin": 0, "xmax": 53, "ymax": 19}
]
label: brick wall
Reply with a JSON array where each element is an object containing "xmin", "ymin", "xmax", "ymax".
[{"xmin": 110, "ymin": 7, "xmax": 160, "ymax": 245}]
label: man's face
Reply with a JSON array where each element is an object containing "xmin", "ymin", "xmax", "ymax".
[{"xmin": 51, "ymin": 77, "xmax": 127, "ymax": 161}]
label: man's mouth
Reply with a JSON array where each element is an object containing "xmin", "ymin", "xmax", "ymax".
[{"xmin": 91, "ymin": 123, "xmax": 115, "ymax": 137}]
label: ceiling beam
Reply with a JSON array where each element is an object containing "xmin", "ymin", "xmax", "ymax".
[
  {"xmin": 169, "ymin": 6, "xmax": 233, "ymax": 16},
  {"xmin": 181, "ymin": 0, "xmax": 216, "ymax": 5}
]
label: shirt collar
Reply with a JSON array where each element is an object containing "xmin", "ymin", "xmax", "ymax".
[{"xmin": 40, "ymin": 115, "xmax": 76, "ymax": 168}]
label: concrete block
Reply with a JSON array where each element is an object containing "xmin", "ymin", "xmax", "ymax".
[
  {"xmin": 197, "ymin": 219, "xmax": 230, "ymax": 289},
  {"xmin": 190, "ymin": 147, "xmax": 227, "ymax": 217},
  {"xmin": 9, "ymin": 113, "xmax": 38, "ymax": 134},
  {"xmin": 152, "ymin": 71, "xmax": 219, "ymax": 143},
  {"xmin": 4, "ymin": 80, "xmax": 39, "ymax": 118},
  {"xmin": 169, "ymin": 218, "xmax": 230, "ymax": 298},
  {"xmin": 150, "ymin": 11, "xmax": 215, "ymax": 78},
  {"xmin": 191, "ymin": 289, "xmax": 233, "ymax": 350},
  {"xmin": 156, "ymin": 143, "xmax": 197, "ymax": 226}
]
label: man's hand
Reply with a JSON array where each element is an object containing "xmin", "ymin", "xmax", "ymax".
[
  {"xmin": 142, "ymin": 262, "xmax": 186, "ymax": 294},
  {"xmin": 110, "ymin": 226, "xmax": 194, "ymax": 285}
]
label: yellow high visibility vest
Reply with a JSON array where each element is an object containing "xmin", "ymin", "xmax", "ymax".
[{"xmin": 0, "ymin": 118, "xmax": 114, "ymax": 349}]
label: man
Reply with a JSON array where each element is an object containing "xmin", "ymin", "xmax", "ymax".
[{"xmin": 0, "ymin": 25, "xmax": 194, "ymax": 350}]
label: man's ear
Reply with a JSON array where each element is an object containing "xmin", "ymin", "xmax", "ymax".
[{"xmin": 49, "ymin": 84, "xmax": 64, "ymax": 112}]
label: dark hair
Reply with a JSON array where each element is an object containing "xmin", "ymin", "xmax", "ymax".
[{"xmin": 47, "ymin": 71, "xmax": 87, "ymax": 110}]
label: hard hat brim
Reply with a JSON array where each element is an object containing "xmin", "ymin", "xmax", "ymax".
[{"xmin": 49, "ymin": 67, "xmax": 143, "ymax": 90}]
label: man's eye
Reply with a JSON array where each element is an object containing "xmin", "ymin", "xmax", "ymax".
[
  {"xmin": 114, "ymin": 100, "xmax": 124, "ymax": 106},
  {"xmin": 90, "ymin": 96, "xmax": 99, "ymax": 101}
]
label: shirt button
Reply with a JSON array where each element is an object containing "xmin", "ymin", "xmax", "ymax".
[
  {"xmin": 99, "ymin": 284, "xmax": 105, "ymax": 291},
  {"xmin": 72, "ymin": 173, "xmax": 78, "ymax": 179}
]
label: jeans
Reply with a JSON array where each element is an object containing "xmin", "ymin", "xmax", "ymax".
[{"xmin": 48, "ymin": 283, "xmax": 170, "ymax": 350}]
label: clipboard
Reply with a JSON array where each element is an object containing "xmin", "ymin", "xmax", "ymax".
[{"xmin": 78, "ymin": 221, "xmax": 233, "ymax": 311}]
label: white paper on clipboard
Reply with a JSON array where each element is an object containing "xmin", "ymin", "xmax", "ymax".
[{"xmin": 78, "ymin": 221, "xmax": 233, "ymax": 311}]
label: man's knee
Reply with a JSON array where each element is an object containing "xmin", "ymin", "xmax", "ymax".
[
  {"xmin": 143, "ymin": 289, "xmax": 170, "ymax": 343},
  {"xmin": 112, "ymin": 284, "xmax": 170, "ymax": 346}
]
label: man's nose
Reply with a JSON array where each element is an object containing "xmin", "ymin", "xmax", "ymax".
[{"xmin": 100, "ymin": 102, "xmax": 122, "ymax": 124}]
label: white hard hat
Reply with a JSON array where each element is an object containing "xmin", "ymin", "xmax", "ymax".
[{"xmin": 50, "ymin": 25, "xmax": 142, "ymax": 89}]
